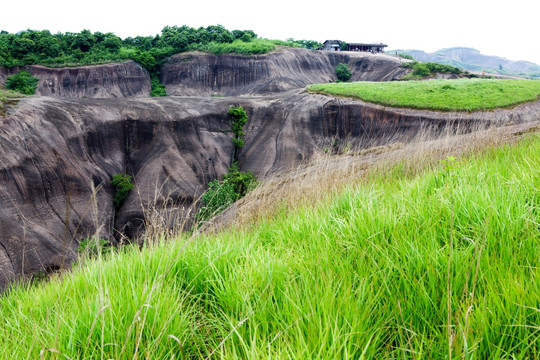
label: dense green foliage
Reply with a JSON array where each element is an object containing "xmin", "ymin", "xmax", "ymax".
[
  {"xmin": 150, "ymin": 75, "xmax": 168, "ymax": 97},
  {"xmin": 110, "ymin": 173, "xmax": 134, "ymax": 208},
  {"xmin": 335, "ymin": 63, "xmax": 352, "ymax": 82},
  {"xmin": 398, "ymin": 53, "xmax": 415, "ymax": 60},
  {"xmin": 228, "ymin": 106, "xmax": 248, "ymax": 151},
  {"xmin": 0, "ymin": 134, "xmax": 538, "ymax": 358},
  {"xmin": 0, "ymin": 26, "xmax": 319, "ymax": 69},
  {"xmin": 285, "ymin": 38, "xmax": 322, "ymax": 50},
  {"xmin": 196, "ymin": 163, "xmax": 257, "ymax": 223},
  {"xmin": 402, "ymin": 60, "xmax": 463, "ymax": 78},
  {"xmin": 308, "ymin": 78, "xmax": 540, "ymax": 111},
  {"xmin": 5, "ymin": 70, "xmax": 39, "ymax": 94}
]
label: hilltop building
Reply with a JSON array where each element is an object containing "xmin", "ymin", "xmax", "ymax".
[{"xmin": 320, "ymin": 40, "xmax": 387, "ymax": 53}]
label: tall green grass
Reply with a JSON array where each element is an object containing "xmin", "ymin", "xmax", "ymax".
[
  {"xmin": 0, "ymin": 134, "xmax": 539, "ymax": 359},
  {"xmin": 308, "ymin": 79, "xmax": 540, "ymax": 111}
]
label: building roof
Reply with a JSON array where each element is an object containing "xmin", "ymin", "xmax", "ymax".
[
  {"xmin": 348, "ymin": 43, "xmax": 388, "ymax": 47},
  {"xmin": 322, "ymin": 40, "xmax": 387, "ymax": 47}
]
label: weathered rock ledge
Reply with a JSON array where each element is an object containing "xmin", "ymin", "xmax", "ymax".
[
  {"xmin": 0, "ymin": 60, "xmax": 151, "ymax": 98},
  {"xmin": 161, "ymin": 47, "xmax": 408, "ymax": 96}
]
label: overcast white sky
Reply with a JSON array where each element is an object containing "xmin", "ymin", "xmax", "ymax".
[{"xmin": 2, "ymin": 0, "xmax": 539, "ymax": 65}]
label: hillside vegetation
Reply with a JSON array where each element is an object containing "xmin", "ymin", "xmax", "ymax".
[
  {"xmin": 0, "ymin": 131, "xmax": 538, "ymax": 359},
  {"xmin": 0, "ymin": 26, "xmax": 318, "ymax": 70},
  {"xmin": 0, "ymin": 26, "xmax": 320, "ymax": 96},
  {"xmin": 309, "ymin": 79, "xmax": 540, "ymax": 111}
]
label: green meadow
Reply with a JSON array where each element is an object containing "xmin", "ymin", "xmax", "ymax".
[{"xmin": 308, "ymin": 78, "xmax": 540, "ymax": 111}]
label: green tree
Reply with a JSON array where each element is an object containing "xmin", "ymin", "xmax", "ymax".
[
  {"xmin": 110, "ymin": 174, "xmax": 134, "ymax": 208},
  {"xmin": 150, "ymin": 75, "xmax": 168, "ymax": 97},
  {"xmin": 228, "ymin": 106, "xmax": 248, "ymax": 162},
  {"xmin": 335, "ymin": 63, "xmax": 352, "ymax": 82},
  {"xmin": 5, "ymin": 70, "xmax": 39, "ymax": 95}
]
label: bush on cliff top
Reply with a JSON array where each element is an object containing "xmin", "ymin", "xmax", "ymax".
[
  {"xmin": 5, "ymin": 70, "xmax": 39, "ymax": 95},
  {"xmin": 335, "ymin": 63, "xmax": 352, "ymax": 82}
]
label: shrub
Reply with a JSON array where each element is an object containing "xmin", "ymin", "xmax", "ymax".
[
  {"xmin": 110, "ymin": 174, "xmax": 134, "ymax": 208},
  {"xmin": 228, "ymin": 106, "xmax": 247, "ymax": 140},
  {"xmin": 399, "ymin": 53, "xmax": 415, "ymax": 60},
  {"xmin": 150, "ymin": 75, "xmax": 168, "ymax": 97},
  {"xmin": 223, "ymin": 162, "xmax": 257, "ymax": 199},
  {"xmin": 196, "ymin": 179, "xmax": 236, "ymax": 222},
  {"xmin": 412, "ymin": 63, "xmax": 431, "ymax": 77},
  {"xmin": 5, "ymin": 70, "xmax": 39, "ymax": 95},
  {"xmin": 196, "ymin": 163, "xmax": 257, "ymax": 223},
  {"xmin": 401, "ymin": 60, "xmax": 418, "ymax": 69},
  {"xmin": 228, "ymin": 106, "xmax": 248, "ymax": 161},
  {"xmin": 335, "ymin": 63, "xmax": 352, "ymax": 82}
]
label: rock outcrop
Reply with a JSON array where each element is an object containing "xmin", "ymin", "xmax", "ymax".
[
  {"xmin": 160, "ymin": 47, "xmax": 408, "ymax": 96},
  {"xmin": 0, "ymin": 48, "xmax": 406, "ymax": 100},
  {"xmin": 1, "ymin": 91, "xmax": 539, "ymax": 289},
  {"xmin": 0, "ymin": 61, "xmax": 151, "ymax": 98}
]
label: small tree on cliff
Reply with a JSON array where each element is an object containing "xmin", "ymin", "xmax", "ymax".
[
  {"xmin": 110, "ymin": 174, "xmax": 134, "ymax": 209},
  {"xmin": 228, "ymin": 106, "xmax": 248, "ymax": 162},
  {"xmin": 335, "ymin": 63, "xmax": 352, "ymax": 82},
  {"xmin": 5, "ymin": 70, "xmax": 39, "ymax": 95}
]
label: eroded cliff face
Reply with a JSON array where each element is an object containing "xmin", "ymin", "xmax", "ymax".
[
  {"xmin": 0, "ymin": 61, "xmax": 151, "ymax": 98},
  {"xmin": 0, "ymin": 48, "xmax": 406, "ymax": 99},
  {"xmin": 1, "ymin": 91, "xmax": 539, "ymax": 288},
  {"xmin": 160, "ymin": 47, "xmax": 409, "ymax": 96}
]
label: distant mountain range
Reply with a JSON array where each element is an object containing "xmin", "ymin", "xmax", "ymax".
[{"xmin": 392, "ymin": 47, "xmax": 540, "ymax": 78}]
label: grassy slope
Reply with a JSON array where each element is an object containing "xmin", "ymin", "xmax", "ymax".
[
  {"xmin": 0, "ymin": 132, "xmax": 538, "ymax": 359},
  {"xmin": 0, "ymin": 88, "xmax": 23, "ymax": 116},
  {"xmin": 308, "ymin": 79, "xmax": 540, "ymax": 111}
]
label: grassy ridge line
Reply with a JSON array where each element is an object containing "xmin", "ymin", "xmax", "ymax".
[
  {"xmin": 0, "ymin": 134, "xmax": 539, "ymax": 358},
  {"xmin": 308, "ymin": 79, "xmax": 540, "ymax": 111}
]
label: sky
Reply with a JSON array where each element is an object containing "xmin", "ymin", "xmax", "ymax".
[{"xmin": 2, "ymin": 0, "xmax": 539, "ymax": 65}]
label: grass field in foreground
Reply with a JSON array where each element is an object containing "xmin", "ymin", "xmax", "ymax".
[
  {"xmin": 0, "ymin": 134, "xmax": 539, "ymax": 359},
  {"xmin": 308, "ymin": 78, "xmax": 540, "ymax": 111}
]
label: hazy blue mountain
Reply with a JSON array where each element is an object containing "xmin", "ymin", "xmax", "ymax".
[{"xmin": 393, "ymin": 47, "xmax": 540, "ymax": 78}]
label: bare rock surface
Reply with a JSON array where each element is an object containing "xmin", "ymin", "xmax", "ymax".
[
  {"xmin": 0, "ymin": 61, "xmax": 151, "ymax": 98},
  {"xmin": 161, "ymin": 47, "xmax": 408, "ymax": 96}
]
